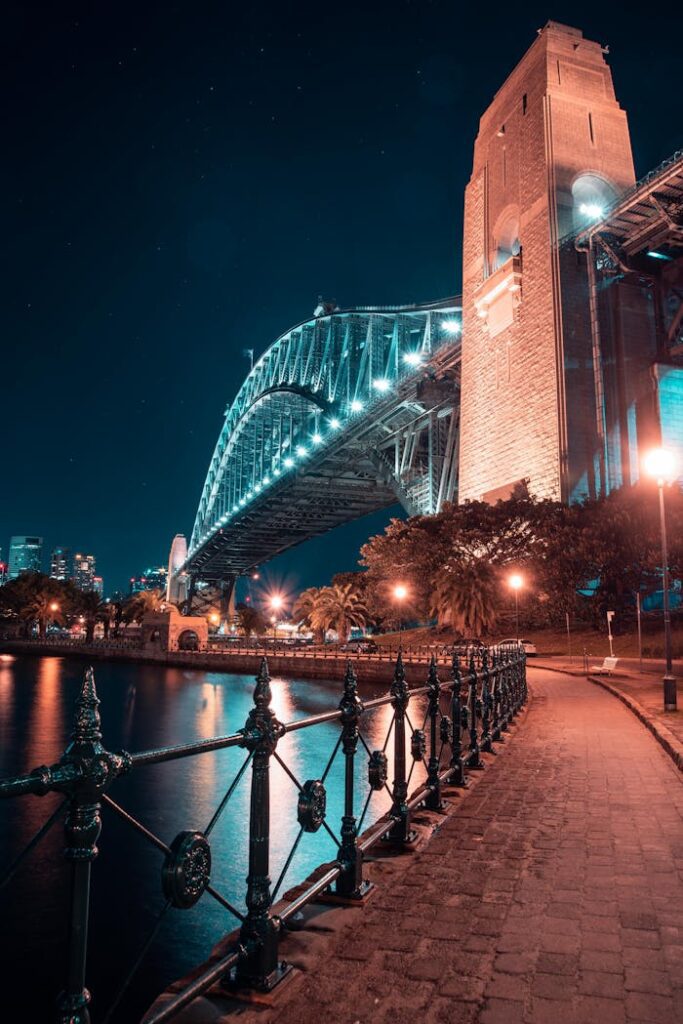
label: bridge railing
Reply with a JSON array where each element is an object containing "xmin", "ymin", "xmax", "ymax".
[{"xmin": 0, "ymin": 647, "xmax": 526, "ymax": 1023}]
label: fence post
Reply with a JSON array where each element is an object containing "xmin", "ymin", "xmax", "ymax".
[
  {"xmin": 57, "ymin": 668, "xmax": 131, "ymax": 1024},
  {"xmin": 335, "ymin": 662, "xmax": 367, "ymax": 898},
  {"xmin": 384, "ymin": 653, "xmax": 414, "ymax": 844},
  {"xmin": 236, "ymin": 658, "xmax": 288, "ymax": 990},
  {"xmin": 490, "ymin": 650, "xmax": 502, "ymax": 742},
  {"xmin": 467, "ymin": 654, "xmax": 483, "ymax": 769},
  {"xmin": 449, "ymin": 653, "xmax": 467, "ymax": 787},
  {"xmin": 480, "ymin": 650, "xmax": 493, "ymax": 753},
  {"xmin": 424, "ymin": 657, "xmax": 444, "ymax": 811}
]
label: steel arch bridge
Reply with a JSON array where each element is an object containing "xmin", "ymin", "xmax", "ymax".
[{"xmin": 182, "ymin": 297, "xmax": 462, "ymax": 586}]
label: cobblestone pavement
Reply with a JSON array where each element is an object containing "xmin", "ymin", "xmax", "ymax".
[{"xmin": 265, "ymin": 668, "xmax": 683, "ymax": 1024}]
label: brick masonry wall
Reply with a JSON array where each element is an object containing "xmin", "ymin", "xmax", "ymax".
[{"xmin": 459, "ymin": 22, "xmax": 636, "ymax": 503}]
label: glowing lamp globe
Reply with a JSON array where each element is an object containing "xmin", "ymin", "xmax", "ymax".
[
  {"xmin": 393, "ymin": 584, "xmax": 408, "ymax": 601},
  {"xmin": 509, "ymin": 574, "xmax": 523, "ymax": 591},
  {"xmin": 644, "ymin": 447, "xmax": 677, "ymax": 484}
]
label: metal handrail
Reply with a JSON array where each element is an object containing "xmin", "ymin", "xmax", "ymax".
[{"xmin": 0, "ymin": 646, "xmax": 527, "ymax": 1022}]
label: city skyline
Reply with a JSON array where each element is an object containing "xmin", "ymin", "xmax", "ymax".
[{"xmin": 4, "ymin": 3, "xmax": 681, "ymax": 592}]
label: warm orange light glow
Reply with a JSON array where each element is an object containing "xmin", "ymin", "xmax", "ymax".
[
  {"xmin": 209, "ymin": 612, "xmax": 220, "ymax": 625},
  {"xmin": 270, "ymin": 594, "xmax": 284, "ymax": 610},
  {"xmin": 644, "ymin": 447, "xmax": 678, "ymax": 484},
  {"xmin": 393, "ymin": 584, "xmax": 408, "ymax": 601},
  {"xmin": 508, "ymin": 574, "xmax": 523, "ymax": 591},
  {"xmin": 49, "ymin": 602, "xmax": 59, "ymax": 612}
]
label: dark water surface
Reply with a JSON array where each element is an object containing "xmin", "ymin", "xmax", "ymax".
[{"xmin": 0, "ymin": 654, "xmax": 426, "ymax": 1022}]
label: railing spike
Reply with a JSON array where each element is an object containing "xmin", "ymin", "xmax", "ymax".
[{"xmin": 253, "ymin": 657, "xmax": 272, "ymax": 709}]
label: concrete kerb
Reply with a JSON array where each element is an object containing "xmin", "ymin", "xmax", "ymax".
[{"xmin": 587, "ymin": 674, "xmax": 683, "ymax": 772}]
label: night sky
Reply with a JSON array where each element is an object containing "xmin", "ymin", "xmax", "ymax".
[{"xmin": 3, "ymin": 2, "xmax": 681, "ymax": 597}]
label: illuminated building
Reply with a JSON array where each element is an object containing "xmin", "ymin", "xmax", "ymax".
[
  {"xmin": 50, "ymin": 547, "xmax": 70, "ymax": 581},
  {"xmin": 130, "ymin": 567, "xmax": 168, "ymax": 595},
  {"xmin": 72, "ymin": 553, "xmax": 97, "ymax": 591},
  {"xmin": 8, "ymin": 536, "xmax": 42, "ymax": 579}
]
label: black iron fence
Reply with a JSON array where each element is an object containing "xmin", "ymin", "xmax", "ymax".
[{"xmin": 0, "ymin": 647, "xmax": 526, "ymax": 1023}]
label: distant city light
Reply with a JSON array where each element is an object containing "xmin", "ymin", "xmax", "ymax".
[
  {"xmin": 329, "ymin": 417, "xmax": 341, "ymax": 429},
  {"xmin": 311, "ymin": 432, "xmax": 323, "ymax": 444},
  {"xmin": 579, "ymin": 202, "xmax": 604, "ymax": 220},
  {"xmin": 442, "ymin": 319, "xmax": 461, "ymax": 335},
  {"xmin": 350, "ymin": 399, "xmax": 363, "ymax": 412},
  {"xmin": 372, "ymin": 378, "xmax": 391, "ymax": 393},
  {"xmin": 403, "ymin": 351, "xmax": 422, "ymax": 367}
]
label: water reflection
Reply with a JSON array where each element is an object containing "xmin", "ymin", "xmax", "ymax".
[{"xmin": 0, "ymin": 655, "xmax": 430, "ymax": 1023}]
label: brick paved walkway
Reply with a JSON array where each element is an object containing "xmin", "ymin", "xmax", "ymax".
[{"xmin": 265, "ymin": 668, "xmax": 683, "ymax": 1024}]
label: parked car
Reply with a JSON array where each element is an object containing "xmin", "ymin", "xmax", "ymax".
[
  {"xmin": 341, "ymin": 638, "xmax": 378, "ymax": 654},
  {"xmin": 498, "ymin": 638, "xmax": 537, "ymax": 656}
]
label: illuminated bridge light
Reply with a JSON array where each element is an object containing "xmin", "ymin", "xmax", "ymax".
[
  {"xmin": 442, "ymin": 319, "xmax": 461, "ymax": 335},
  {"xmin": 350, "ymin": 399, "xmax": 363, "ymax": 413},
  {"xmin": 646, "ymin": 250, "xmax": 671, "ymax": 261},
  {"xmin": 403, "ymin": 351, "xmax": 422, "ymax": 367},
  {"xmin": 262, "ymin": 475, "xmax": 270, "ymax": 485},
  {"xmin": 579, "ymin": 202, "xmax": 604, "ymax": 220},
  {"xmin": 311, "ymin": 432, "xmax": 323, "ymax": 444},
  {"xmin": 372, "ymin": 378, "xmax": 391, "ymax": 393},
  {"xmin": 254, "ymin": 483, "xmax": 262, "ymax": 492},
  {"xmin": 284, "ymin": 456, "xmax": 294, "ymax": 468},
  {"xmin": 296, "ymin": 445, "xmax": 307, "ymax": 457},
  {"xmin": 232, "ymin": 505, "xmax": 238, "ymax": 512},
  {"xmin": 273, "ymin": 467, "xmax": 281, "ymax": 476},
  {"xmin": 329, "ymin": 417, "xmax": 341, "ymax": 429}
]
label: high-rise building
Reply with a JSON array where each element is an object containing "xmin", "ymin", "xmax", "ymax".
[
  {"xmin": 8, "ymin": 536, "xmax": 43, "ymax": 579},
  {"xmin": 50, "ymin": 547, "xmax": 70, "ymax": 581},
  {"xmin": 93, "ymin": 576, "xmax": 104, "ymax": 598},
  {"xmin": 130, "ymin": 567, "xmax": 167, "ymax": 595},
  {"xmin": 72, "ymin": 553, "xmax": 97, "ymax": 591},
  {"xmin": 0, "ymin": 551, "xmax": 7, "ymax": 586}
]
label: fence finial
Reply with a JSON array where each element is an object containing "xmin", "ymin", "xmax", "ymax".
[{"xmin": 254, "ymin": 657, "xmax": 272, "ymax": 709}]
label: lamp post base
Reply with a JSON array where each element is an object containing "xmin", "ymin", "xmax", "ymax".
[{"xmin": 664, "ymin": 674, "xmax": 677, "ymax": 712}]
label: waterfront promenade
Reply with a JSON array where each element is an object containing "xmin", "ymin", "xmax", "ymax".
[{"xmin": 159, "ymin": 668, "xmax": 683, "ymax": 1024}]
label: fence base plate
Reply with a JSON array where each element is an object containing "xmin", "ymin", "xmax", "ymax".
[
  {"xmin": 319, "ymin": 880, "xmax": 376, "ymax": 906},
  {"xmin": 223, "ymin": 963, "xmax": 297, "ymax": 1005}
]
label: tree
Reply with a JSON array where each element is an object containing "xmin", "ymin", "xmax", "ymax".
[
  {"xmin": 236, "ymin": 602, "xmax": 267, "ymax": 638},
  {"xmin": 123, "ymin": 589, "xmax": 164, "ymax": 625},
  {"xmin": 0, "ymin": 573, "xmax": 69, "ymax": 638},
  {"xmin": 430, "ymin": 558, "xmax": 499, "ymax": 638},
  {"xmin": 309, "ymin": 583, "xmax": 369, "ymax": 642},
  {"xmin": 74, "ymin": 590, "xmax": 111, "ymax": 643},
  {"xmin": 291, "ymin": 587, "xmax": 325, "ymax": 641}
]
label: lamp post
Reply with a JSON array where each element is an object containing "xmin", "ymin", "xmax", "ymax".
[
  {"xmin": 392, "ymin": 584, "xmax": 408, "ymax": 649},
  {"xmin": 644, "ymin": 447, "xmax": 678, "ymax": 711},
  {"xmin": 508, "ymin": 574, "xmax": 523, "ymax": 643}
]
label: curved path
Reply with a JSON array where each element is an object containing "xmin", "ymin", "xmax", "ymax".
[{"xmin": 265, "ymin": 668, "xmax": 683, "ymax": 1024}]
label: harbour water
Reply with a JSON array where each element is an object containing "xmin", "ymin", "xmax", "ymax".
[{"xmin": 0, "ymin": 654, "xmax": 425, "ymax": 1021}]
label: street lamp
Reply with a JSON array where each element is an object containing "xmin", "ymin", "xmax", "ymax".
[
  {"xmin": 644, "ymin": 447, "xmax": 679, "ymax": 711},
  {"xmin": 269, "ymin": 594, "xmax": 284, "ymax": 641},
  {"xmin": 508, "ymin": 574, "xmax": 523, "ymax": 643},
  {"xmin": 393, "ymin": 584, "xmax": 408, "ymax": 647}
]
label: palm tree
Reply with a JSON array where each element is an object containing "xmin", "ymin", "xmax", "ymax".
[
  {"xmin": 309, "ymin": 583, "xmax": 369, "ymax": 642},
  {"xmin": 430, "ymin": 558, "xmax": 499, "ymax": 638},
  {"xmin": 236, "ymin": 603, "xmax": 267, "ymax": 638},
  {"xmin": 0, "ymin": 573, "xmax": 67, "ymax": 637},
  {"xmin": 75, "ymin": 590, "xmax": 111, "ymax": 643},
  {"xmin": 123, "ymin": 589, "xmax": 164, "ymax": 625},
  {"xmin": 292, "ymin": 586, "xmax": 325, "ymax": 641}
]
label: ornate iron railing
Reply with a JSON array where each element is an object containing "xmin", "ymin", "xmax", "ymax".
[{"xmin": 0, "ymin": 647, "xmax": 526, "ymax": 1023}]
